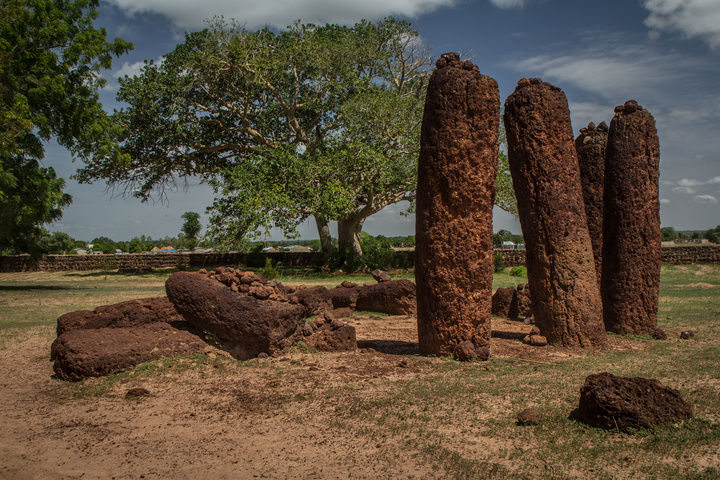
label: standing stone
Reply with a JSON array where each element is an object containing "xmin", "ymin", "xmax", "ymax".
[
  {"xmin": 602, "ymin": 100, "xmax": 661, "ymax": 335},
  {"xmin": 415, "ymin": 53, "xmax": 499, "ymax": 357},
  {"xmin": 575, "ymin": 121, "xmax": 608, "ymax": 285},
  {"xmin": 503, "ymin": 78, "xmax": 606, "ymax": 348}
]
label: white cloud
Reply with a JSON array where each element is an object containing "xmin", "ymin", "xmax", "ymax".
[
  {"xmin": 660, "ymin": 198, "xmax": 671, "ymax": 204},
  {"xmin": 643, "ymin": 0, "xmax": 720, "ymax": 50},
  {"xmin": 113, "ymin": 60, "xmax": 151, "ymax": 79},
  {"xmin": 677, "ymin": 178, "xmax": 705, "ymax": 187},
  {"xmin": 488, "ymin": 0, "xmax": 525, "ymax": 7},
  {"xmin": 693, "ymin": 195, "xmax": 718, "ymax": 204},
  {"xmin": 107, "ymin": 0, "xmax": 459, "ymax": 30},
  {"xmin": 512, "ymin": 45, "xmax": 702, "ymax": 103},
  {"xmin": 661, "ymin": 180, "xmax": 675, "ymax": 186},
  {"xmin": 672, "ymin": 186, "xmax": 698, "ymax": 194},
  {"xmin": 568, "ymin": 101, "xmax": 613, "ymax": 133},
  {"xmin": 677, "ymin": 176, "xmax": 720, "ymax": 187}
]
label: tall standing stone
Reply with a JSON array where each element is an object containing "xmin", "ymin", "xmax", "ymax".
[
  {"xmin": 504, "ymin": 78, "xmax": 606, "ymax": 348},
  {"xmin": 415, "ymin": 53, "xmax": 499, "ymax": 358},
  {"xmin": 602, "ymin": 100, "xmax": 661, "ymax": 335},
  {"xmin": 575, "ymin": 121, "xmax": 608, "ymax": 285}
]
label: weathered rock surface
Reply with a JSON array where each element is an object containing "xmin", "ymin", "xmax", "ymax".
[
  {"xmin": 53, "ymin": 322, "xmax": 209, "ymax": 381},
  {"xmin": 575, "ymin": 121, "xmax": 608, "ymax": 285},
  {"xmin": 293, "ymin": 286, "xmax": 333, "ymax": 316},
  {"xmin": 516, "ymin": 408, "xmax": 543, "ymax": 426},
  {"xmin": 491, "ymin": 287, "xmax": 514, "ymax": 317},
  {"xmin": 356, "ymin": 280, "xmax": 416, "ymax": 315},
  {"xmin": 305, "ymin": 323, "xmax": 357, "ymax": 352},
  {"xmin": 56, "ymin": 296, "xmax": 183, "ymax": 336},
  {"xmin": 577, "ymin": 372, "xmax": 692, "ymax": 432},
  {"xmin": 504, "ymin": 78, "xmax": 606, "ymax": 348},
  {"xmin": 370, "ymin": 269, "xmax": 392, "ymax": 283},
  {"xmin": 165, "ymin": 272, "xmax": 306, "ymax": 359},
  {"xmin": 509, "ymin": 286, "xmax": 532, "ymax": 319},
  {"xmin": 415, "ymin": 53, "xmax": 499, "ymax": 357},
  {"xmin": 492, "ymin": 286, "xmax": 532, "ymax": 319},
  {"xmin": 602, "ymin": 100, "xmax": 661, "ymax": 336}
]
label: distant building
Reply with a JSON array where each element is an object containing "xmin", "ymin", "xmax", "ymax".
[{"xmin": 284, "ymin": 245, "xmax": 312, "ymax": 253}]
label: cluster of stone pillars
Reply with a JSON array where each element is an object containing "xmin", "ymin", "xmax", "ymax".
[{"xmin": 416, "ymin": 55, "xmax": 661, "ymax": 357}]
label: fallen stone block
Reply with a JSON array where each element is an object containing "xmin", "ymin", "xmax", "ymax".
[
  {"xmin": 52, "ymin": 322, "xmax": 209, "ymax": 381},
  {"xmin": 577, "ymin": 372, "xmax": 692, "ymax": 432}
]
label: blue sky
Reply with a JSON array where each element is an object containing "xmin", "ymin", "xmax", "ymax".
[{"xmin": 45, "ymin": 0, "xmax": 720, "ymax": 242}]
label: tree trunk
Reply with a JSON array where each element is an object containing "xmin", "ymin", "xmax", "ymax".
[
  {"xmin": 337, "ymin": 216, "xmax": 365, "ymax": 256},
  {"xmin": 314, "ymin": 215, "xmax": 335, "ymax": 262}
]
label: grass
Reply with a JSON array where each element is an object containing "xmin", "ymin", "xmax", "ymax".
[{"xmin": 2, "ymin": 263, "xmax": 719, "ymax": 478}]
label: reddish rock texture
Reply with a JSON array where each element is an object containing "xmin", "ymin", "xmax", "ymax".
[
  {"xmin": 577, "ymin": 372, "xmax": 691, "ymax": 432},
  {"xmin": 330, "ymin": 284, "xmax": 361, "ymax": 310},
  {"xmin": 356, "ymin": 280, "xmax": 416, "ymax": 315},
  {"xmin": 293, "ymin": 286, "xmax": 334, "ymax": 316},
  {"xmin": 53, "ymin": 322, "xmax": 209, "ymax": 381},
  {"xmin": 575, "ymin": 121, "xmax": 609, "ymax": 284},
  {"xmin": 305, "ymin": 323, "xmax": 357, "ymax": 352},
  {"xmin": 56, "ymin": 297, "xmax": 183, "ymax": 336},
  {"xmin": 491, "ymin": 287, "xmax": 514, "ymax": 318},
  {"xmin": 165, "ymin": 272, "xmax": 307, "ymax": 359},
  {"xmin": 415, "ymin": 53, "xmax": 499, "ymax": 357},
  {"xmin": 602, "ymin": 100, "xmax": 661, "ymax": 336},
  {"xmin": 503, "ymin": 78, "xmax": 605, "ymax": 348}
]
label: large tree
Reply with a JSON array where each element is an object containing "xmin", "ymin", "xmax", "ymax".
[
  {"xmin": 0, "ymin": 0, "xmax": 132, "ymax": 255},
  {"xmin": 78, "ymin": 17, "xmax": 517, "ymax": 255},
  {"xmin": 78, "ymin": 17, "xmax": 431, "ymax": 255}
]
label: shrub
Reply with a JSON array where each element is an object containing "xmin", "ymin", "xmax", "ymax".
[
  {"xmin": 494, "ymin": 253, "xmax": 506, "ymax": 273},
  {"xmin": 261, "ymin": 258, "xmax": 281, "ymax": 280},
  {"xmin": 509, "ymin": 266, "xmax": 526, "ymax": 277}
]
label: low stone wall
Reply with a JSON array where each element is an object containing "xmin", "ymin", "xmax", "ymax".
[
  {"xmin": 0, "ymin": 245, "xmax": 717, "ymax": 273},
  {"xmin": 661, "ymin": 245, "xmax": 720, "ymax": 264}
]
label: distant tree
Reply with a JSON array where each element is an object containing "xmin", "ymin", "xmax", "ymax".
[
  {"xmin": 35, "ymin": 229, "xmax": 75, "ymax": 254},
  {"xmin": 90, "ymin": 236, "xmax": 115, "ymax": 254},
  {"xmin": 704, "ymin": 226, "xmax": 720, "ymax": 244},
  {"xmin": 181, "ymin": 212, "xmax": 202, "ymax": 249},
  {"xmin": 0, "ymin": 0, "xmax": 132, "ymax": 256},
  {"xmin": 496, "ymin": 119, "xmax": 517, "ymax": 217},
  {"xmin": 128, "ymin": 236, "xmax": 153, "ymax": 253},
  {"xmin": 661, "ymin": 227, "xmax": 677, "ymax": 242}
]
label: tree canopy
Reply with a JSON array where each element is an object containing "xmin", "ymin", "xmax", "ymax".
[
  {"xmin": 78, "ymin": 17, "xmax": 516, "ymax": 255},
  {"xmin": 181, "ymin": 211, "xmax": 202, "ymax": 249},
  {"xmin": 0, "ymin": 0, "xmax": 132, "ymax": 255}
]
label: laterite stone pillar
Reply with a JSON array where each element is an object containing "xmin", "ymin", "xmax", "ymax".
[
  {"xmin": 415, "ymin": 53, "xmax": 499, "ymax": 358},
  {"xmin": 504, "ymin": 78, "xmax": 606, "ymax": 348},
  {"xmin": 602, "ymin": 100, "xmax": 661, "ymax": 335}
]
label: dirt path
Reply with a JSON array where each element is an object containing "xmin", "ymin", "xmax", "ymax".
[{"xmin": 0, "ymin": 315, "xmax": 631, "ymax": 480}]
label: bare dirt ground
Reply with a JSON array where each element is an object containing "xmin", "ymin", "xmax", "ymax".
[{"xmin": 0, "ymin": 312, "xmax": 642, "ymax": 480}]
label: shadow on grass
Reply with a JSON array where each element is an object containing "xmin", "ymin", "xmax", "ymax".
[
  {"xmin": 64, "ymin": 268, "xmax": 185, "ymax": 279},
  {"xmin": 358, "ymin": 339, "xmax": 420, "ymax": 355},
  {"xmin": 0, "ymin": 285, "xmax": 78, "ymax": 291}
]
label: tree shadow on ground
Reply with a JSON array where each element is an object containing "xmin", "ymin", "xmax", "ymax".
[{"xmin": 358, "ymin": 340, "xmax": 420, "ymax": 355}]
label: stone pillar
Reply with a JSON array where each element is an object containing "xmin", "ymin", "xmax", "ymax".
[
  {"xmin": 575, "ymin": 121, "xmax": 609, "ymax": 285},
  {"xmin": 503, "ymin": 78, "xmax": 606, "ymax": 348},
  {"xmin": 602, "ymin": 100, "xmax": 661, "ymax": 335},
  {"xmin": 415, "ymin": 53, "xmax": 499, "ymax": 358}
]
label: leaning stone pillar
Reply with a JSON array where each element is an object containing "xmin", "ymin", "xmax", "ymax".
[
  {"xmin": 415, "ymin": 53, "xmax": 499, "ymax": 358},
  {"xmin": 602, "ymin": 100, "xmax": 661, "ymax": 335},
  {"xmin": 575, "ymin": 121, "xmax": 609, "ymax": 285},
  {"xmin": 504, "ymin": 78, "xmax": 606, "ymax": 348}
]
